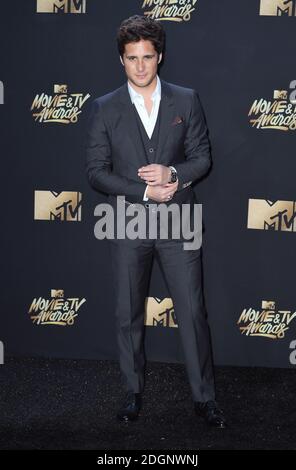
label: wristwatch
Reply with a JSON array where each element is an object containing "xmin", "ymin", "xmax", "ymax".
[{"xmin": 169, "ymin": 166, "xmax": 178, "ymax": 183}]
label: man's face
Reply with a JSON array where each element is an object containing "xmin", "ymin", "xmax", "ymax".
[{"xmin": 121, "ymin": 39, "xmax": 162, "ymax": 89}]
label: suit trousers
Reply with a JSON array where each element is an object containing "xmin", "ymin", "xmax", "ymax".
[{"xmin": 108, "ymin": 209, "xmax": 216, "ymax": 403}]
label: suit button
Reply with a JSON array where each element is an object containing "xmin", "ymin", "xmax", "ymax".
[
  {"xmin": 149, "ymin": 148, "xmax": 154, "ymax": 153},
  {"xmin": 145, "ymin": 204, "xmax": 149, "ymax": 208}
]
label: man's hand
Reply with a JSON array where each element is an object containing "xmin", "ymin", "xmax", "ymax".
[
  {"xmin": 145, "ymin": 181, "xmax": 179, "ymax": 203},
  {"xmin": 138, "ymin": 164, "xmax": 171, "ymax": 186}
]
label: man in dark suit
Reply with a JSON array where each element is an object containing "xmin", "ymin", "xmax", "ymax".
[{"xmin": 85, "ymin": 15, "xmax": 227, "ymax": 428}]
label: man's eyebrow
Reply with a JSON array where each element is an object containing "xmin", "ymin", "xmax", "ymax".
[{"xmin": 126, "ymin": 54, "xmax": 156, "ymax": 58}]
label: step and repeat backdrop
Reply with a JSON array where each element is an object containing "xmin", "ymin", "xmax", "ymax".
[{"xmin": 1, "ymin": 0, "xmax": 296, "ymax": 368}]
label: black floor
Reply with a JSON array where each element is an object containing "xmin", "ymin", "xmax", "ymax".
[{"xmin": 0, "ymin": 356, "xmax": 295, "ymax": 450}]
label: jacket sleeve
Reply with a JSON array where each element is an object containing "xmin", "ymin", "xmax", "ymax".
[
  {"xmin": 85, "ymin": 99, "xmax": 146, "ymax": 200},
  {"xmin": 173, "ymin": 91, "xmax": 211, "ymax": 189}
]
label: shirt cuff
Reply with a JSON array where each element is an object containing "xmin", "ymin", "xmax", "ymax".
[{"xmin": 143, "ymin": 185, "xmax": 149, "ymax": 201}]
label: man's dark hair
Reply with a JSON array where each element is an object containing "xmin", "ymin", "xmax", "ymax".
[{"xmin": 117, "ymin": 15, "xmax": 165, "ymax": 58}]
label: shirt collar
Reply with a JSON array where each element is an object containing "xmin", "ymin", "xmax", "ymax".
[{"xmin": 127, "ymin": 75, "xmax": 161, "ymax": 104}]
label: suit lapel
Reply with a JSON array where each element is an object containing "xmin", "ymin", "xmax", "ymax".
[
  {"xmin": 156, "ymin": 79, "xmax": 174, "ymax": 163},
  {"xmin": 118, "ymin": 83, "xmax": 149, "ymax": 165},
  {"xmin": 118, "ymin": 79, "xmax": 175, "ymax": 165}
]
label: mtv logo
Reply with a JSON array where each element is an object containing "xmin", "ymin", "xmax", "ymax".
[
  {"xmin": 274, "ymin": 89, "xmax": 288, "ymax": 99},
  {"xmin": 260, "ymin": 0, "xmax": 295, "ymax": 16},
  {"xmin": 54, "ymin": 84, "xmax": 68, "ymax": 94},
  {"xmin": 0, "ymin": 81, "xmax": 3, "ymax": 104},
  {"xmin": 145, "ymin": 297, "xmax": 177, "ymax": 328},
  {"xmin": 51, "ymin": 289, "xmax": 64, "ymax": 298},
  {"xmin": 262, "ymin": 300, "xmax": 276, "ymax": 310},
  {"xmin": 36, "ymin": 0, "xmax": 86, "ymax": 14},
  {"xmin": 34, "ymin": 191, "xmax": 82, "ymax": 221},
  {"xmin": 247, "ymin": 199, "xmax": 296, "ymax": 231}
]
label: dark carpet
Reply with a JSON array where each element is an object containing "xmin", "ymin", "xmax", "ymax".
[{"xmin": 0, "ymin": 356, "xmax": 295, "ymax": 450}]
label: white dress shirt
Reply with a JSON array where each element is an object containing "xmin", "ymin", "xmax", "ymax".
[{"xmin": 127, "ymin": 75, "xmax": 190, "ymax": 201}]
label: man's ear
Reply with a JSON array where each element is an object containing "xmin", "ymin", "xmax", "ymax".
[
  {"xmin": 120, "ymin": 56, "xmax": 124, "ymax": 66},
  {"xmin": 158, "ymin": 53, "xmax": 162, "ymax": 64}
]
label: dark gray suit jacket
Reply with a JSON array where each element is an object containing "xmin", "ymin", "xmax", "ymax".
[{"xmin": 85, "ymin": 79, "xmax": 211, "ymax": 206}]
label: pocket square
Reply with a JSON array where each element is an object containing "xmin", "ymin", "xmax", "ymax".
[{"xmin": 171, "ymin": 116, "xmax": 184, "ymax": 126}]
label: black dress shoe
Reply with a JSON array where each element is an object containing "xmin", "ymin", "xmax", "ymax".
[
  {"xmin": 116, "ymin": 392, "xmax": 142, "ymax": 422},
  {"xmin": 194, "ymin": 400, "xmax": 227, "ymax": 428}
]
